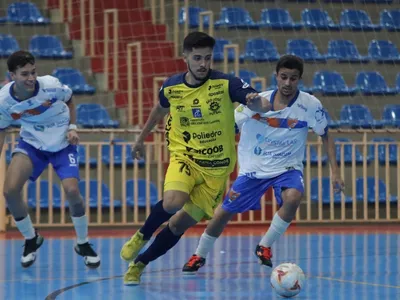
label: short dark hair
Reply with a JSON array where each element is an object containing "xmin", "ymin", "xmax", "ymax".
[
  {"xmin": 276, "ymin": 55, "xmax": 304, "ymax": 77},
  {"xmin": 7, "ymin": 51, "xmax": 35, "ymax": 73},
  {"xmin": 183, "ymin": 31, "xmax": 215, "ymax": 52}
]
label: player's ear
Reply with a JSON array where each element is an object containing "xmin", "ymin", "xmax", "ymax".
[
  {"xmin": 182, "ymin": 51, "xmax": 188, "ymax": 64},
  {"xmin": 9, "ymin": 72, "xmax": 16, "ymax": 81}
]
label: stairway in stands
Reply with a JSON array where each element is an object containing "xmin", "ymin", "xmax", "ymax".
[{"xmin": 49, "ymin": 0, "xmax": 186, "ymax": 124}]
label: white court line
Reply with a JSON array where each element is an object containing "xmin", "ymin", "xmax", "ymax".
[{"xmin": 312, "ymin": 275, "xmax": 400, "ymax": 289}]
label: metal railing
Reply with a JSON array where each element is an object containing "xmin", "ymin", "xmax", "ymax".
[{"xmin": 0, "ymin": 129, "xmax": 399, "ymax": 231}]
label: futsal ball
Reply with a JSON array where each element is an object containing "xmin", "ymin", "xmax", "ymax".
[{"xmin": 270, "ymin": 263, "xmax": 305, "ymax": 298}]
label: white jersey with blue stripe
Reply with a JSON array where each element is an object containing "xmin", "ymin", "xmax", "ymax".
[
  {"xmin": 235, "ymin": 90, "xmax": 328, "ymax": 179},
  {"xmin": 0, "ymin": 75, "xmax": 73, "ymax": 152}
]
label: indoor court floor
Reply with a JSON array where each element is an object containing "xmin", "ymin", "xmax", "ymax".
[{"xmin": 0, "ymin": 226, "xmax": 399, "ymax": 300}]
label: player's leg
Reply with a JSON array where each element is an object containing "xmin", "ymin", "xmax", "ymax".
[
  {"xmin": 183, "ymin": 175, "xmax": 270, "ymax": 273},
  {"xmin": 51, "ymin": 144, "xmax": 100, "ymax": 268},
  {"xmin": 124, "ymin": 209, "xmax": 198, "ymax": 285},
  {"xmin": 120, "ymin": 157, "xmax": 196, "ymax": 262},
  {"xmin": 5, "ymin": 141, "xmax": 47, "ymax": 267},
  {"xmin": 256, "ymin": 170, "xmax": 304, "ymax": 267}
]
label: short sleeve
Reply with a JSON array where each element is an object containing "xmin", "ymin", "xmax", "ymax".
[
  {"xmin": 159, "ymin": 84, "xmax": 170, "ymax": 108},
  {"xmin": 228, "ymin": 76, "xmax": 258, "ymax": 105},
  {"xmin": 308, "ymin": 98, "xmax": 328, "ymax": 136},
  {"xmin": 0, "ymin": 107, "xmax": 12, "ymax": 130},
  {"xmin": 42, "ymin": 75, "xmax": 73, "ymax": 103}
]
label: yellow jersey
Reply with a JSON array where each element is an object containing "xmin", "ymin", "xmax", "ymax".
[{"xmin": 159, "ymin": 69, "xmax": 257, "ymax": 177}]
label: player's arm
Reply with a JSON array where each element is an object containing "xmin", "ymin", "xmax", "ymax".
[
  {"xmin": 228, "ymin": 77, "xmax": 271, "ymax": 113},
  {"xmin": 0, "ymin": 130, "xmax": 6, "ymax": 158},
  {"xmin": 0, "ymin": 108, "xmax": 12, "ymax": 157},
  {"xmin": 66, "ymin": 97, "xmax": 76, "ymax": 125}
]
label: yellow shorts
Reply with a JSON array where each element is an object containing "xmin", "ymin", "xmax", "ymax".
[{"xmin": 164, "ymin": 156, "xmax": 228, "ymax": 222}]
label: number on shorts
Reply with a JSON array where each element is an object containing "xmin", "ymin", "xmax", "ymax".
[
  {"xmin": 178, "ymin": 161, "xmax": 191, "ymax": 176},
  {"xmin": 68, "ymin": 153, "xmax": 76, "ymax": 164}
]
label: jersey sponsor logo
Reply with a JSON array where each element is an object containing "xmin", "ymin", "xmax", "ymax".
[
  {"xmin": 180, "ymin": 116, "xmax": 190, "ymax": 127},
  {"xmin": 192, "ymin": 108, "xmax": 202, "ymax": 118},
  {"xmin": 176, "ymin": 105, "xmax": 185, "ymax": 112},
  {"xmin": 208, "ymin": 83, "xmax": 223, "ymax": 90},
  {"xmin": 315, "ymin": 107, "xmax": 326, "ymax": 123},
  {"xmin": 208, "ymin": 90, "xmax": 224, "ymax": 97},
  {"xmin": 182, "ymin": 131, "xmax": 191, "ymax": 143},
  {"xmin": 297, "ymin": 103, "xmax": 307, "ymax": 112},
  {"xmin": 190, "ymin": 157, "xmax": 230, "ymax": 168},
  {"xmin": 193, "ymin": 99, "xmax": 200, "ymax": 105},
  {"xmin": 252, "ymin": 114, "xmax": 307, "ymax": 129},
  {"xmin": 186, "ymin": 145, "xmax": 224, "ymax": 155},
  {"xmin": 240, "ymin": 79, "xmax": 249, "ymax": 89},
  {"xmin": 193, "ymin": 130, "xmax": 222, "ymax": 143},
  {"xmin": 228, "ymin": 189, "xmax": 241, "ymax": 202},
  {"xmin": 209, "ymin": 101, "xmax": 221, "ymax": 115}
]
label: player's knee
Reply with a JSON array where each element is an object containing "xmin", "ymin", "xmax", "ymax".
[
  {"xmin": 168, "ymin": 220, "xmax": 186, "ymax": 236},
  {"xmin": 3, "ymin": 184, "xmax": 21, "ymax": 200},
  {"xmin": 63, "ymin": 184, "xmax": 81, "ymax": 200},
  {"xmin": 163, "ymin": 192, "xmax": 188, "ymax": 214},
  {"xmin": 283, "ymin": 189, "xmax": 302, "ymax": 207}
]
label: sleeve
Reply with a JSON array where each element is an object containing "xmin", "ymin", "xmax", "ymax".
[
  {"xmin": 158, "ymin": 84, "xmax": 170, "ymax": 108},
  {"xmin": 43, "ymin": 75, "xmax": 73, "ymax": 103},
  {"xmin": 228, "ymin": 76, "xmax": 258, "ymax": 105},
  {"xmin": 308, "ymin": 98, "xmax": 328, "ymax": 136},
  {"xmin": 234, "ymin": 104, "xmax": 255, "ymax": 131},
  {"xmin": 0, "ymin": 105, "xmax": 13, "ymax": 130}
]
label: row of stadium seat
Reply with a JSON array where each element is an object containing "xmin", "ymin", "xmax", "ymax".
[
  {"xmin": 23, "ymin": 177, "xmax": 398, "ymax": 209},
  {"xmin": 180, "ymin": 7, "xmax": 400, "ymax": 31},
  {"xmin": 311, "ymin": 177, "xmax": 398, "ymax": 204},
  {"xmin": 0, "ymin": 2, "xmax": 49, "ymax": 24},
  {"xmin": 25, "ymin": 179, "xmax": 158, "ymax": 208},
  {"xmin": 0, "ymin": 34, "xmax": 71, "ymax": 59},
  {"xmin": 249, "ymin": 71, "xmax": 400, "ymax": 96},
  {"xmin": 216, "ymin": 39, "xmax": 400, "ymax": 63}
]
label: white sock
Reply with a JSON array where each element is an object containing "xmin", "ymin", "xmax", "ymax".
[
  {"xmin": 259, "ymin": 213, "xmax": 290, "ymax": 248},
  {"xmin": 15, "ymin": 215, "xmax": 35, "ymax": 240},
  {"xmin": 71, "ymin": 215, "xmax": 89, "ymax": 245},
  {"xmin": 195, "ymin": 232, "xmax": 217, "ymax": 258}
]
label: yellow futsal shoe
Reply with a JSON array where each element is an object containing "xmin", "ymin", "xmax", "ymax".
[
  {"xmin": 124, "ymin": 261, "xmax": 146, "ymax": 285},
  {"xmin": 120, "ymin": 231, "xmax": 149, "ymax": 262}
]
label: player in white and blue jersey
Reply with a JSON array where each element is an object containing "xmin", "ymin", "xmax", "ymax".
[
  {"xmin": 182, "ymin": 55, "xmax": 345, "ymax": 273},
  {"xmin": 0, "ymin": 51, "xmax": 100, "ymax": 268}
]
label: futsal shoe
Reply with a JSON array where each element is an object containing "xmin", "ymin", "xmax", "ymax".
[
  {"xmin": 182, "ymin": 254, "xmax": 206, "ymax": 275},
  {"xmin": 255, "ymin": 245, "xmax": 273, "ymax": 267},
  {"xmin": 124, "ymin": 261, "xmax": 146, "ymax": 285},
  {"xmin": 21, "ymin": 230, "xmax": 44, "ymax": 268},
  {"xmin": 120, "ymin": 231, "xmax": 149, "ymax": 262},
  {"xmin": 74, "ymin": 242, "xmax": 101, "ymax": 268}
]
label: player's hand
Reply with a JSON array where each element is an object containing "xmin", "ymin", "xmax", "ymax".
[
  {"xmin": 67, "ymin": 129, "xmax": 79, "ymax": 145},
  {"xmin": 331, "ymin": 172, "xmax": 345, "ymax": 194},
  {"xmin": 246, "ymin": 93, "xmax": 272, "ymax": 113},
  {"xmin": 131, "ymin": 140, "xmax": 145, "ymax": 160}
]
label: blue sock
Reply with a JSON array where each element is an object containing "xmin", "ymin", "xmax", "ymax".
[
  {"xmin": 139, "ymin": 200, "xmax": 174, "ymax": 240},
  {"xmin": 135, "ymin": 224, "xmax": 182, "ymax": 265}
]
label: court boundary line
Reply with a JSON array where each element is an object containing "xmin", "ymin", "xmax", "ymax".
[{"xmin": 313, "ymin": 275, "xmax": 400, "ymax": 289}]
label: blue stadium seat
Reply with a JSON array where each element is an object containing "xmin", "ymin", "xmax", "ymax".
[
  {"xmin": 0, "ymin": 34, "xmax": 20, "ymax": 58},
  {"xmin": 327, "ymin": 40, "xmax": 369, "ymax": 63},
  {"xmin": 382, "ymin": 104, "xmax": 400, "ymax": 127},
  {"xmin": 0, "ymin": 2, "xmax": 49, "ymax": 24},
  {"xmin": 356, "ymin": 72, "xmax": 397, "ymax": 95},
  {"xmin": 268, "ymin": 73, "xmax": 313, "ymax": 94},
  {"xmin": 368, "ymin": 138, "xmax": 398, "ymax": 164},
  {"xmin": 380, "ymin": 10, "xmax": 400, "ymax": 31},
  {"xmin": 76, "ymin": 103, "xmax": 120, "ymax": 128},
  {"xmin": 340, "ymin": 10, "xmax": 381, "ymax": 31},
  {"xmin": 215, "ymin": 7, "xmax": 258, "ymax": 29},
  {"xmin": 76, "ymin": 145, "xmax": 97, "ymax": 167},
  {"xmin": 356, "ymin": 177, "xmax": 397, "ymax": 203},
  {"xmin": 78, "ymin": 180, "xmax": 118, "ymax": 208},
  {"xmin": 240, "ymin": 39, "xmax": 279, "ymax": 62},
  {"xmin": 29, "ymin": 35, "xmax": 72, "ymax": 59},
  {"xmin": 340, "ymin": 104, "xmax": 383, "ymax": 129},
  {"xmin": 303, "ymin": 145, "xmax": 328, "ymax": 165},
  {"xmin": 28, "ymin": 181, "xmax": 61, "ymax": 208},
  {"xmin": 233, "ymin": 70, "xmax": 263, "ymax": 92},
  {"xmin": 301, "ymin": 9, "xmax": 340, "ymax": 30},
  {"xmin": 310, "ymin": 177, "xmax": 352, "ymax": 204},
  {"xmin": 335, "ymin": 138, "xmax": 365, "ymax": 164},
  {"xmin": 325, "ymin": 111, "xmax": 340, "ymax": 129},
  {"xmin": 101, "ymin": 139, "xmax": 144, "ymax": 166},
  {"xmin": 258, "ymin": 9, "xmax": 302, "ymax": 30},
  {"xmin": 213, "ymin": 39, "xmax": 236, "ymax": 62},
  {"xmin": 52, "ymin": 68, "xmax": 95, "ymax": 94},
  {"xmin": 286, "ymin": 39, "xmax": 327, "ymax": 62},
  {"xmin": 178, "ymin": 6, "xmax": 208, "ymax": 28},
  {"xmin": 125, "ymin": 179, "xmax": 159, "ymax": 207},
  {"xmin": 313, "ymin": 71, "xmax": 357, "ymax": 96},
  {"xmin": 368, "ymin": 40, "xmax": 400, "ymax": 63}
]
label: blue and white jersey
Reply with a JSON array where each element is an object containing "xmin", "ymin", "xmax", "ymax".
[
  {"xmin": 0, "ymin": 75, "xmax": 73, "ymax": 152},
  {"xmin": 235, "ymin": 90, "xmax": 328, "ymax": 179}
]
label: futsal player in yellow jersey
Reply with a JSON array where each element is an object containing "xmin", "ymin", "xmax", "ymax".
[{"xmin": 120, "ymin": 31, "xmax": 272, "ymax": 285}]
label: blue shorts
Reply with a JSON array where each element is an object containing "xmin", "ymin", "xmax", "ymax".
[
  {"xmin": 222, "ymin": 170, "xmax": 304, "ymax": 213},
  {"xmin": 13, "ymin": 139, "xmax": 79, "ymax": 182}
]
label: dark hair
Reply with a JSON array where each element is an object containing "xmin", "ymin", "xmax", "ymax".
[
  {"xmin": 276, "ymin": 55, "xmax": 304, "ymax": 77},
  {"xmin": 7, "ymin": 51, "xmax": 35, "ymax": 73},
  {"xmin": 183, "ymin": 31, "xmax": 215, "ymax": 52}
]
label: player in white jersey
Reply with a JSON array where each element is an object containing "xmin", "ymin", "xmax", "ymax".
[
  {"xmin": 182, "ymin": 55, "xmax": 345, "ymax": 273},
  {"xmin": 0, "ymin": 51, "xmax": 100, "ymax": 268}
]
